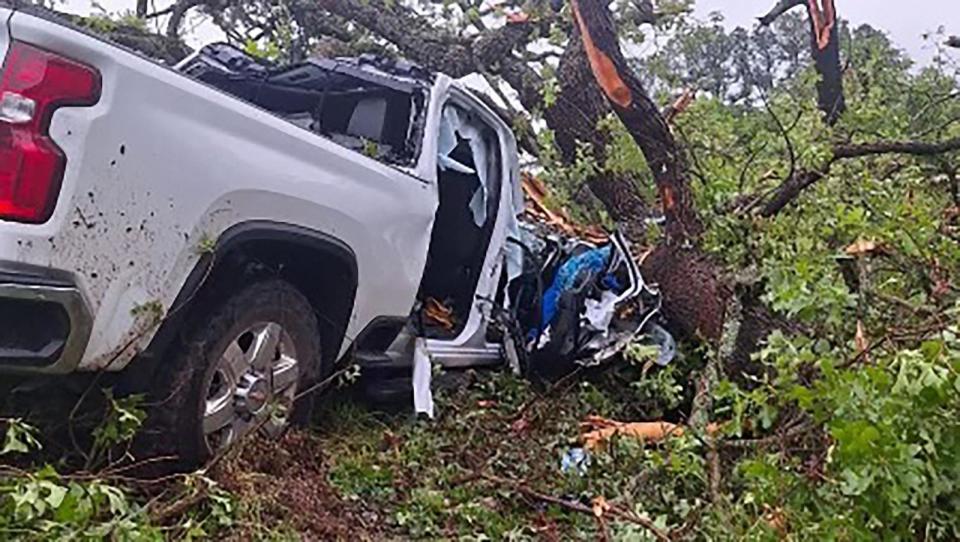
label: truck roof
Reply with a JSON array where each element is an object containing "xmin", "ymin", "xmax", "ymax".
[{"xmin": 178, "ymin": 43, "xmax": 433, "ymax": 94}]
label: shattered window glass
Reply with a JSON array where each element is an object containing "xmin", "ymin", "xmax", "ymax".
[{"xmin": 178, "ymin": 44, "xmax": 429, "ymax": 166}]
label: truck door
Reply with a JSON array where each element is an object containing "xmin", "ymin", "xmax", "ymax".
[{"xmin": 416, "ymin": 90, "xmax": 520, "ymax": 367}]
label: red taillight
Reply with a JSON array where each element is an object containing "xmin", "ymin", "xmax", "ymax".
[{"xmin": 0, "ymin": 41, "xmax": 100, "ymax": 223}]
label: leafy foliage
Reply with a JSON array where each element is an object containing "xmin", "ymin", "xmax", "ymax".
[{"xmin": 2, "ymin": 0, "xmax": 959, "ymax": 539}]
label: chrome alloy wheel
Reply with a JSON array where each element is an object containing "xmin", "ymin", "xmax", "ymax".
[{"xmin": 202, "ymin": 321, "xmax": 299, "ymax": 452}]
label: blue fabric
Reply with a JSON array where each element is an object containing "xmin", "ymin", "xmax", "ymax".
[
  {"xmin": 601, "ymin": 274, "xmax": 621, "ymax": 292},
  {"xmin": 539, "ymin": 245, "xmax": 612, "ymax": 333}
]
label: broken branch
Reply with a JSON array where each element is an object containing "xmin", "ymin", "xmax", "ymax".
[
  {"xmin": 758, "ymin": 136, "xmax": 960, "ymax": 216},
  {"xmin": 757, "ymin": 0, "xmax": 805, "ymax": 26},
  {"xmin": 834, "ymin": 137, "xmax": 960, "ymax": 159},
  {"xmin": 569, "ymin": 0, "xmax": 703, "ymax": 244},
  {"xmin": 477, "ymin": 473, "xmax": 671, "ymax": 541}
]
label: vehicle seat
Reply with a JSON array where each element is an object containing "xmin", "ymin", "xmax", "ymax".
[
  {"xmin": 419, "ymin": 139, "xmax": 485, "ymax": 305},
  {"xmin": 346, "ymin": 97, "xmax": 387, "ymax": 140}
]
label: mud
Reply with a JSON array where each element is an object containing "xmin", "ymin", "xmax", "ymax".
[{"xmin": 213, "ymin": 430, "xmax": 382, "ymax": 541}]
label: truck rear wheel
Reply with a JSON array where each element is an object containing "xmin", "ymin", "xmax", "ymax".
[{"xmin": 139, "ymin": 279, "xmax": 322, "ymax": 469}]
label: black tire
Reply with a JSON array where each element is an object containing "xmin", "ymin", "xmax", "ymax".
[{"xmin": 136, "ymin": 279, "xmax": 322, "ymax": 471}]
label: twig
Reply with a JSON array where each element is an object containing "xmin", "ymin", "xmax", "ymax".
[
  {"xmin": 148, "ymin": 482, "xmax": 210, "ymax": 523},
  {"xmin": 507, "ymin": 366, "xmax": 583, "ymax": 424},
  {"xmin": 477, "ymin": 473, "xmax": 671, "ymax": 541}
]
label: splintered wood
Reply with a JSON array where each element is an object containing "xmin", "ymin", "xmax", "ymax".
[
  {"xmin": 580, "ymin": 415, "xmax": 721, "ymax": 450},
  {"xmin": 807, "ymin": 0, "xmax": 836, "ymax": 51},
  {"xmin": 521, "ymin": 174, "xmax": 608, "ymax": 244}
]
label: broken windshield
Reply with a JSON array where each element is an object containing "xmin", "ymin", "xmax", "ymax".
[{"xmin": 178, "ymin": 44, "xmax": 428, "ymax": 166}]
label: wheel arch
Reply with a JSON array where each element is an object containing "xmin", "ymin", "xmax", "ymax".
[{"xmin": 129, "ymin": 221, "xmax": 359, "ymax": 386}]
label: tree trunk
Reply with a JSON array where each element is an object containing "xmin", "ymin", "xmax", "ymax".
[
  {"xmin": 760, "ymin": 0, "xmax": 845, "ymax": 124},
  {"xmin": 805, "ymin": 0, "xmax": 845, "ymax": 124},
  {"xmin": 562, "ymin": 0, "xmax": 730, "ymax": 345},
  {"xmin": 543, "ymin": 30, "xmax": 651, "ymax": 236}
]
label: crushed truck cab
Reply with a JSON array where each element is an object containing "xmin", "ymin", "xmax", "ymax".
[{"xmin": 0, "ymin": 8, "xmax": 665, "ymax": 465}]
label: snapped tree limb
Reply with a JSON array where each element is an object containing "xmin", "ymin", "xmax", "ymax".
[
  {"xmin": 759, "ymin": 0, "xmax": 845, "ymax": 124},
  {"xmin": 757, "ymin": 0, "xmax": 804, "ymax": 26},
  {"xmin": 568, "ymin": 0, "xmax": 703, "ymax": 245}
]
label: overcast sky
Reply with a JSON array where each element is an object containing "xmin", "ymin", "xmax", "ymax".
[
  {"xmin": 694, "ymin": 0, "xmax": 959, "ymax": 65},
  {"xmin": 58, "ymin": 0, "xmax": 960, "ymax": 65}
]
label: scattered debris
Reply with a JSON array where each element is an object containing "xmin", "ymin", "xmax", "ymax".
[
  {"xmin": 412, "ymin": 338, "xmax": 434, "ymax": 418},
  {"xmin": 560, "ymin": 447, "xmax": 589, "ymax": 475},
  {"xmin": 580, "ymin": 417, "xmax": 685, "ymax": 451},
  {"xmin": 579, "ymin": 416, "xmax": 722, "ymax": 451},
  {"xmin": 855, "ymin": 320, "xmax": 869, "ymax": 356},
  {"xmin": 844, "ymin": 238, "xmax": 880, "ymax": 256},
  {"xmin": 213, "ymin": 431, "xmax": 379, "ymax": 540},
  {"xmin": 423, "ymin": 298, "xmax": 455, "ymax": 330},
  {"xmin": 646, "ymin": 322, "xmax": 677, "ymax": 367},
  {"xmin": 591, "ymin": 495, "xmax": 611, "ymax": 518},
  {"xmin": 521, "ymin": 174, "xmax": 608, "ymax": 244}
]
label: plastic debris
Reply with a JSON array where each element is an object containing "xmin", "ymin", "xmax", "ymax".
[
  {"xmin": 583, "ymin": 290, "xmax": 619, "ymax": 333},
  {"xmin": 647, "ymin": 322, "xmax": 677, "ymax": 367},
  {"xmin": 560, "ymin": 447, "xmax": 590, "ymax": 475},
  {"xmin": 412, "ymin": 338, "xmax": 434, "ymax": 419}
]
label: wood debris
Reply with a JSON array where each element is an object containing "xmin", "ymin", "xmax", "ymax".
[
  {"xmin": 580, "ymin": 415, "xmax": 720, "ymax": 450},
  {"xmin": 521, "ymin": 173, "xmax": 608, "ymax": 244},
  {"xmin": 844, "ymin": 238, "xmax": 879, "ymax": 256}
]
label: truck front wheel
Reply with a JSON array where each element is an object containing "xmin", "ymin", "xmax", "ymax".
[{"xmin": 139, "ymin": 279, "xmax": 322, "ymax": 469}]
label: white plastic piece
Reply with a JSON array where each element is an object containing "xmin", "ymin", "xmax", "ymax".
[
  {"xmin": 412, "ymin": 337, "xmax": 435, "ymax": 419},
  {"xmin": 583, "ymin": 290, "xmax": 619, "ymax": 334}
]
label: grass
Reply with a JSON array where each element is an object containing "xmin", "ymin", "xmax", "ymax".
[
  {"xmin": 207, "ymin": 362, "xmax": 704, "ymax": 540},
  {"xmin": 0, "ymin": 358, "xmax": 706, "ymax": 540}
]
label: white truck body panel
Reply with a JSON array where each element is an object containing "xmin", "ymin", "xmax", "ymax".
[{"xmin": 0, "ymin": 8, "xmax": 463, "ymax": 371}]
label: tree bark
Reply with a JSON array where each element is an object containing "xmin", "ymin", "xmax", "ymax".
[
  {"xmin": 568, "ymin": 0, "xmax": 703, "ymax": 246},
  {"xmin": 806, "ymin": 0, "xmax": 845, "ymax": 124},
  {"xmin": 544, "ymin": 30, "xmax": 652, "ymax": 234},
  {"xmin": 759, "ymin": 0, "xmax": 845, "ymax": 125},
  {"xmin": 567, "ymin": 0, "xmax": 733, "ymax": 346},
  {"xmin": 757, "ymin": 0, "xmax": 804, "ymax": 26}
]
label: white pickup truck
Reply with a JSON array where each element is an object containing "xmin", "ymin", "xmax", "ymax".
[{"xmin": 0, "ymin": 6, "xmax": 662, "ymax": 466}]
